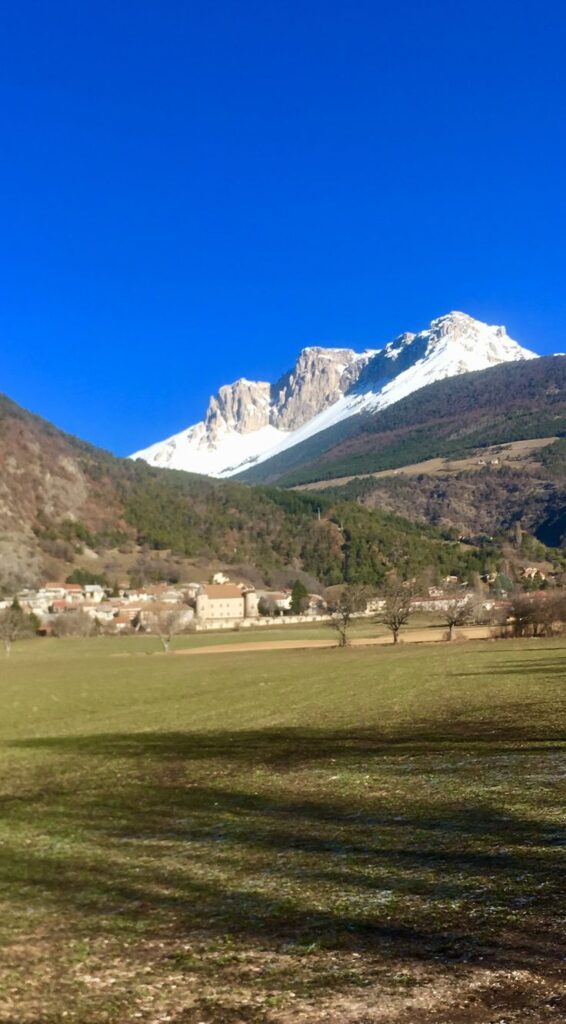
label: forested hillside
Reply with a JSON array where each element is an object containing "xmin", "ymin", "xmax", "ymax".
[
  {"xmin": 237, "ymin": 355, "xmax": 566, "ymax": 485},
  {"xmin": 0, "ymin": 392, "xmax": 500, "ymax": 592},
  {"xmin": 328, "ymin": 463, "xmax": 565, "ymax": 545}
]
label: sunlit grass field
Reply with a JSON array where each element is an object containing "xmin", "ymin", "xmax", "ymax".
[
  {"xmin": 85, "ymin": 611, "xmax": 441, "ymax": 653},
  {"xmin": 0, "ymin": 635, "xmax": 564, "ymax": 1022},
  {"xmin": 92, "ymin": 614, "xmax": 402, "ymax": 652}
]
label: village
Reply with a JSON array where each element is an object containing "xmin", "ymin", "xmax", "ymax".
[
  {"xmin": 1, "ymin": 567, "xmax": 552, "ymax": 638},
  {"xmin": 0, "ymin": 574, "xmax": 332, "ymax": 636}
]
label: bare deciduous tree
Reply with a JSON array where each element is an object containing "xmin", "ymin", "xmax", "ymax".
[
  {"xmin": 0, "ymin": 604, "xmax": 36, "ymax": 655},
  {"xmin": 442, "ymin": 593, "xmax": 475, "ymax": 641},
  {"xmin": 52, "ymin": 610, "xmax": 96, "ymax": 638},
  {"xmin": 150, "ymin": 606, "xmax": 188, "ymax": 653},
  {"xmin": 509, "ymin": 592, "xmax": 566, "ymax": 638},
  {"xmin": 379, "ymin": 580, "xmax": 412, "ymax": 644},
  {"xmin": 329, "ymin": 586, "xmax": 368, "ymax": 647}
]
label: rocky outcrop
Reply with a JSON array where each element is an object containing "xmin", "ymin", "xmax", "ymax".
[
  {"xmin": 271, "ymin": 348, "xmax": 372, "ymax": 430},
  {"xmin": 205, "ymin": 380, "xmax": 271, "ymax": 438},
  {"xmin": 198, "ymin": 347, "xmax": 374, "ymax": 440}
]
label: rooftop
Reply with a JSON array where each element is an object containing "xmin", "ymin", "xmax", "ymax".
[{"xmin": 201, "ymin": 584, "xmax": 244, "ymax": 599}]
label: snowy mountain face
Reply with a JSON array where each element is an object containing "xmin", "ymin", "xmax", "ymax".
[
  {"xmin": 131, "ymin": 312, "xmax": 538, "ymax": 477},
  {"xmin": 131, "ymin": 347, "xmax": 377, "ymax": 476}
]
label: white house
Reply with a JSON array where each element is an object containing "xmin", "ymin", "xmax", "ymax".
[
  {"xmin": 211, "ymin": 572, "xmax": 231, "ymax": 585},
  {"xmin": 40, "ymin": 584, "xmax": 69, "ymax": 601},
  {"xmin": 258, "ymin": 590, "xmax": 292, "ymax": 614}
]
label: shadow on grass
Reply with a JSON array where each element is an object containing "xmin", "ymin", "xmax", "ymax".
[
  {"xmin": 455, "ymin": 662, "xmax": 566, "ymax": 678},
  {"xmin": 10, "ymin": 711, "xmax": 565, "ymax": 764},
  {"xmin": 3, "ymin": 715, "xmax": 565, "ymax": 980}
]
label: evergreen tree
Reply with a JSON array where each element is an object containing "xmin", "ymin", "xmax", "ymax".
[{"xmin": 290, "ymin": 579, "xmax": 309, "ymax": 614}]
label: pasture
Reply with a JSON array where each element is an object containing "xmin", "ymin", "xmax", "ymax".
[{"xmin": 0, "ymin": 635, "xmax": 564, "ymax": 1023}]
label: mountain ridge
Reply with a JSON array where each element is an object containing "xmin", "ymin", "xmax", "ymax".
[
  {"xmin": 131, "ymin": 312, "xmax": 537, "ymax": 477},
  {"xmin": 236, "ymin": 355, "xmax": 566, "ymax": 487}
]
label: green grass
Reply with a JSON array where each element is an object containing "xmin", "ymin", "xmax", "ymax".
[
  {"xmin": 85, "ymin": 612, "xmax": 439, "ymax": 653},
  {"xmin": 0, "ymin": 637, "xmax": 564, "ymax": 1022}
]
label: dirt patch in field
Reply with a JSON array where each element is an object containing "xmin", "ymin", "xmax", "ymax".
[
  {"xmin": 2, "ymin": 930, "xmax": 562, "ymax": 1024},
  {"xmin": 271, "ymin": 962, "xmax": 565, "ymax": 1024},
  {"xmin": 173, "ymin": 626, "xmax": 492, "ymax": 656}
]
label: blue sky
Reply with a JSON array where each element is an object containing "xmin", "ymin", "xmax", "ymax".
[{"xmin": 1, "ymin": 0, "xmax": 565, "ymax": 454}]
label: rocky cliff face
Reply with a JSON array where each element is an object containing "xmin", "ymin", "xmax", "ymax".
[
  {"xmin": 271, "ymin": 347, "xmax": 372, "ymax": 430},
  {"xmin": 131, "ymin": 312, "xmax": 539, "ymax": 477},
  {"xmin": 202, "ymin": 347, "xmax": 373, "ymax": 439},
  {"xmin": 129, "ymin": 345, "xmax": 372, "ymax": 475},
  {"xmin": 205, "ymin": 380, "xmax": 272, "ymax": 438}
]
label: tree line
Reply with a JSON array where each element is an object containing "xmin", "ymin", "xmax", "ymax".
[{"xmin": 327, "ymin": 582, "xmax": 566, "ymax": 647}]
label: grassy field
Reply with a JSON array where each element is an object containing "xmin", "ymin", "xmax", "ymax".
[
  {"xmin": 85, "ymin": 612, "xmax": 442, "ymax": 653},
  {"xmin": 0, "ymin": 635, "xmax": 564, "ymax": 1023},
  {"xmin": 112, "ymin": 615, "xmax": 402, "ymax": 652}
]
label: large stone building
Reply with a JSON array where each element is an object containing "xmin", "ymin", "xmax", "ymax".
[{"xmin": 195, "ymin": 584, "xmax": 258, "ymax": 624}]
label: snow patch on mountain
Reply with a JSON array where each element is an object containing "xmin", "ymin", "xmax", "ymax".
[
  {"xmin": 131, "ymin": 312, "xmax": 538, "ymax": 477},
  {"xmin": 133, "ymin": 420, "xmax": 287, "ymax": 478}
]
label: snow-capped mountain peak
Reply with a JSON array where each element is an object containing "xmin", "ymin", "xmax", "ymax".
[{"xmin": 130, "ymin": 313, "xmax": 538, "ymax": 477}]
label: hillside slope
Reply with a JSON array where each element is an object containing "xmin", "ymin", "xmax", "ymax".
[
  {"xmin": 237, "ymin": 355, "xmax": 566, "ymax": 486},
  {"xmin": 326, "ymin": 458, "xmax": 565, "ymax": 545},
  {"xmin": 0, "ymin": 393, "xmax": 494, "ymax": 593}
]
